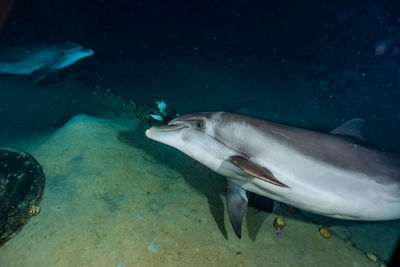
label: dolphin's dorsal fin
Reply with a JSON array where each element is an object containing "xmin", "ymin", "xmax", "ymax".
[
  {"xmin": 330, "ymin": 118, "xmax": 366, "ymax": 141},
  {"xmin": 230, "ymin": 155, "xmax": 289, "ymax": 188}
]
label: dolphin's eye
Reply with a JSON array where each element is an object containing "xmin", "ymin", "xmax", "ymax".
[{"xmin": 195, "ymin": 120, "xmax": 205, "ymax": 129}]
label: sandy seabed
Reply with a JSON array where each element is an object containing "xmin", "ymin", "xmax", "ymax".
[{"xmin": 0, "ymin": 114, "xmax": 397, "ymax": 267}]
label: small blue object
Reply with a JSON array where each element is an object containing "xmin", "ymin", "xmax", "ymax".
[
  {"xmin": 156, "ymin": 100, "xmax": 167, "ymax": 116},
  {"xmin": 150, "ymin": 114, "xmax": 164, "ymax": 121}
]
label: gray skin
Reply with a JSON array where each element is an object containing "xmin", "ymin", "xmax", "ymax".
[
  {"xmin": 146, "ymin": 111, "xmax": 400, "ymax": 238},
  {"xmin": 0, "ymin": 41, "xmax": 93, "ymax": 82}
]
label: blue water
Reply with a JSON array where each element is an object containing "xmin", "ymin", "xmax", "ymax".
[{"xmin": 0, "ymin": 1, "xmax": 399, "ymax": 266}]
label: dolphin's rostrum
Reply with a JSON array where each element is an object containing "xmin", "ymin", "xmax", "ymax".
[{"xmin": 146, "ymin": 111, "xmax": 400, "ymax": 238}]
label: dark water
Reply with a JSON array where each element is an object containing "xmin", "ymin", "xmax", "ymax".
[
  {"xmin": 1, "ymin": 1, "xmax": 399, "ymax": 148},
  {"xmin": 0, "ymin": 0, "xmax": 399, "ymax": 266}
]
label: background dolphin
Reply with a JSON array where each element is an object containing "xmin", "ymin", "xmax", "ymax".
[
  {"xmin": 0, "ymin": 41, "xmax": 93, "ymax": 82},
  {"xmin": 146, "ymin": 111, "xmax": 400, "ymax": 238}
]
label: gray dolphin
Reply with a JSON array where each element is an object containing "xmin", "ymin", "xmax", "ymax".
[
  {"xmin": 0, "ymin": 41, "xmax": 94, "ymax": 82},
  {"xmin": 146, "ymin": 111, "xmax": 400, "ymax": 238}
]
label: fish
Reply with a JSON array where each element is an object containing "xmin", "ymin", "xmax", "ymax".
[
  {"xmin": 0, "ymin": 41, "xmax": 93, "ymax": 82},
  {"xmin": 145, "ymin": 111, "xmax": 400, "ymax": 238}
]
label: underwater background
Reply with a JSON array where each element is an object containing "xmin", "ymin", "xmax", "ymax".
[{"xmin": 0, "ymin": 0, "xmax": 399, "ymax": 266}]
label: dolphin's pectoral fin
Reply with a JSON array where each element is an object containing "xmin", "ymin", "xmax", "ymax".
[
  {"xmin": 230, "ymin": 155, "xmax": 289, "ymax": 188},
  {"xmin": 30, "ymin": 66, "xmax": 53, "ymax": 83},
  {"xmin": 226, "ymin": 182, "xmax": 248, "ymax": 238},
  {"xmin": 30, "ymin": 53, "xmax": 65, "ymax": 83}
]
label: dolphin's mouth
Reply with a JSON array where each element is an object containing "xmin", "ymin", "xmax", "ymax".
[{"xmin": 148, "ymin": 123, "xmax": 188, "ymax": 132}]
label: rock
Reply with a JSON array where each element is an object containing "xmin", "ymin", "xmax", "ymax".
[{"xmin": 0, "ymin": 148, "xmax": 45, "ymax": 247}]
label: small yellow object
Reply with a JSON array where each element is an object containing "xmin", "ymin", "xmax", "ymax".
[
  {"xmin": 28, "ymin": 205, "xmax": 40, "ymax": 216},
  {"xmin": 365, "ymin": 252, "xmax": 378, "ymax": 262},
  {"xmin": 319, "ymin": 228, "xmax": 331, "ymax": 238},
  {"xmin": 273, "ymin": 217, "xmax": 286, "ymax": 230}
]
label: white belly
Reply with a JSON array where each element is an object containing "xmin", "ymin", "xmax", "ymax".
[{"xmin": 223, "ymin": 153, "xmax": 400, "ymax": 221}]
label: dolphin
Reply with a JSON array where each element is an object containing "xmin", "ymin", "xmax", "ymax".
[
  {"xmin": 0, "ymin": 41, "xmax": 94, "ymax": 82},
  {"xmin": 146, "ymin": 111, "xmax": 400, "ymax": 238}
]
